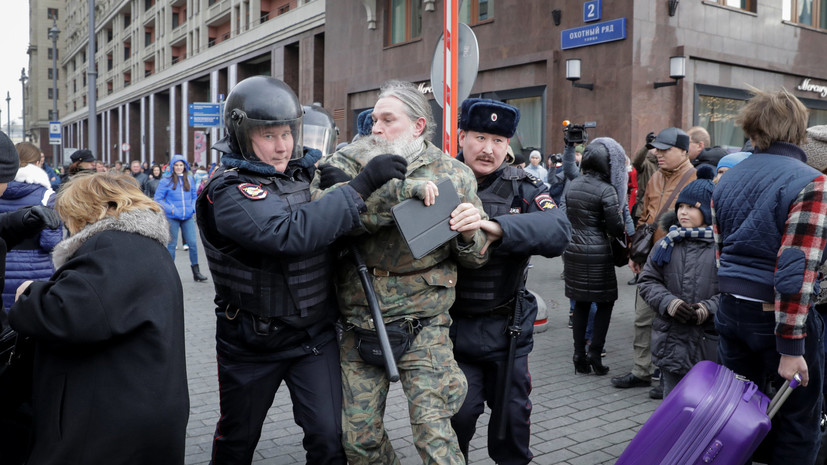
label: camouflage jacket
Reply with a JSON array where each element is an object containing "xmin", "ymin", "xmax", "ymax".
[{"xmin": 310, "ymin": 140, "xmax": 489, "ymax": 327}]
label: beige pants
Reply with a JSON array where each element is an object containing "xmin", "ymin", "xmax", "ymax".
[{"xmin": 632, "ymin": 288, "xmax": 655, "ymax": 380}]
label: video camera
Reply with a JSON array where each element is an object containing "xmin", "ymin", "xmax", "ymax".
[{"xmin": 563, "ymin": 120, "xmax": 597, "ymax": 145}]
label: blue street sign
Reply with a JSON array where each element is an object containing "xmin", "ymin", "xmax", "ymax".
[
  {"xmin": 561, "ymin": 18, "xmax": 627, "ymax": 50},
  {"xmin": 584, "ymin": 0, "xmax": 601, "ymax": 22},
  {"xmin": 188, "ymin": 102, "xmax": 223, "ymax": 128},
  {"xmin": 49, "ymin": 121, "xmax": 61, "ymax": 145}
]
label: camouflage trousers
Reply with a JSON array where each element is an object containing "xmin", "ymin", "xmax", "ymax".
[{"xmin": 340, "ymin": 312, "xmax": 468, "ymax": 465}]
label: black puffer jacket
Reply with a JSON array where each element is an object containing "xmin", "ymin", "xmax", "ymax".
[{"xmin": 563, "ymin": 142, "xmax": 626, "ymax": 302}]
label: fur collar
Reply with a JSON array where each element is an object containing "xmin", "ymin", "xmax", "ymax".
[
  {"xmin": 52, "ymin": 210, "xmax": 170, "ymax": 268},
  {"xmin": 591, "ymin": 137, "xmax": 628, "ymax": 210},
  {"xmin": 15, "ymin": 164, "xmax": 52, "ymax": 190},
  {"xmin": 220, "ymin": 152, "xmax": 280, "ymax": 176}
]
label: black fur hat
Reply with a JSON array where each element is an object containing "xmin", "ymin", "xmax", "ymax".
[{"xmin": 459, "ymin": 98, "xmax": 520, "ymax": 138}]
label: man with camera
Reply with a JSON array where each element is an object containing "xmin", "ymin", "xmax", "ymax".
[
  {"xmin": 547, "ymin": 122, "xmax": 591, "ymax": 206},
  {"xmin": 449, "ymin": 98, "xmax": 571, "ymax": 465}
]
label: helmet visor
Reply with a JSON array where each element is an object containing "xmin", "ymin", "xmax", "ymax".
[
  {"xmin": 303, "ymin": 124, "xmax": 336, "ymax": 159},
  {"xmin": 231, "ymin": 111, "xmax": 304, "ymax": 164}
]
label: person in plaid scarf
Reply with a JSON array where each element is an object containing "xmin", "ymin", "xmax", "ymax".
[
  {"xmin": 712, "ymin": 89, "xmax": 827, "ymax": 465},
  {"xmin": 638, "ymin": 165, "xmax": 720, "ymax": 397}
]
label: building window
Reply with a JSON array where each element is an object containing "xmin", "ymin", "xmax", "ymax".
[
  {"xmin": 124, "ymin": 13, "xmax": 131, "ymax": 27},
  {"xmin": 696, "ymin": 94, "xmax": 747, "ymax": 150},
  {"xmin": 48, "ymin": 48, "xmax": 59, "ymax": 60},
  {"xmin": 387, "ymin": 0, "xmax": 422, "ymax": 45},
  {"xmin": 47, "ymin": 68, "xmax": 59, "ymax": 79},
  {"xmin": 47, "ymin": 8, "xmax": 58, "ymax": 20},
  {"xmin": 278, "ymin": 5, "xmax": 290, "ymax": 15},
  {"xmin": 48, "ymin": 88, "xmax": 59, "ymax": 100},
  {"xmin": 459, "ymin": 0, "xmax": 494, "ymax": 24},
  {"xmin": 715, "ymin": 0, "xmax": 756, "ymax": 12},
  {"xmin": 784, "ymin": 0, "xmax": 827, "ymax": 28}
]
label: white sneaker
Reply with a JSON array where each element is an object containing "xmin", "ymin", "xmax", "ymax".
[{"xmin": 182, "ymin": 244, "xmax": 189, "ymax": 250}]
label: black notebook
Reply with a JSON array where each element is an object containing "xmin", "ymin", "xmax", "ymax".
[{"xmin": 391, "ymin": 177, "xmax": 461, "ymax": 260}]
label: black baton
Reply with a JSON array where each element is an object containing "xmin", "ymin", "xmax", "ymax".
[
  {"xmin": 350, "ymin": 245, "xmax": 400, "ymax": 382},
  {"xmin": 496, "ymin": 295, "xmax": 522, "ymax": 440}
]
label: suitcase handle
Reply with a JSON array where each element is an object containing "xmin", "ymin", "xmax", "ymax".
[{"xmin": 767, "ymin": 372, "xmax": 802, "ymax": 420}]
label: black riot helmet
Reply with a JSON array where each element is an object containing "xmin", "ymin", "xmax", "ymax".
[
  {"xmin": 214, "ymin": 76, "xmax": 304, "ymax": 161},
  {"xmin": 302, "ymin": 103, "xmax": 339, "ymax": 159}
]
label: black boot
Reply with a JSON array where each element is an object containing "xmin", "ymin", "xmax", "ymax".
[
  {"xmin": 573, "ymin": 354, "xmax": 591, "ymax": 374},
  {"xmin": 587, "ymin": 353, "xmax": 610, "ymax": 376},
  {"xmin": 192, "ymin": 264, "xmax": 208, "ymax": 282}
]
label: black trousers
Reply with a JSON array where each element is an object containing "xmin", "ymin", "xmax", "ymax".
[
  {"xmin": 210, "ymin": 337, "xmax": 346, "ymax": 464},
  {"xmin": 572, "ymin": 300, "xmax": 614, "ymax": 357},
  {"xmin": 452, "ymin": 356, "xmax": 533, "ymax": 465}
]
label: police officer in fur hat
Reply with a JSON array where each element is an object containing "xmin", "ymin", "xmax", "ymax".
[
  {"xmin": 450, "ymin": 98, "xmax": 572, "ymax": 465},
  {"xmin": 0, "ymin": 130, "xmax": 61, "ymax": 463}
]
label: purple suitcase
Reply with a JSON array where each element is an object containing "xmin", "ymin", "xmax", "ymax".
[{"xmin": 616, "ymin": 360, "xmax": 799, "ymax": 465}]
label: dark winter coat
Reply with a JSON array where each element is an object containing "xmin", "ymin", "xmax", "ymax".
[
  {"xmin": 143, "ymin": 175, "xmax": 162, "ymax": 199},
  {"xmin": 563, "ymin": 139, "xmax": 627, "ymax": 302},
  {"xmin": 637, "ymin": 215, "xmax": 720, "ymax": 375},
  {"xmin": 0, "ymin": 165, "xmax": 62, "ymax": 310},
  {"xmin": 8, "ymin": 210, "xmax": 189, "ymax": 465}
]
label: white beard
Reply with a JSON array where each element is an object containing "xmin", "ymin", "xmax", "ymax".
[{"xmin": 350, "ymin": 128, "xmax": 425, "ymax": 163}]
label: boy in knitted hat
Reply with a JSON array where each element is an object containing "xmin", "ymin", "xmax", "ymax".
[{"xmin": 637, "ymin": 164, "xmax": 720, "ymax": 397}]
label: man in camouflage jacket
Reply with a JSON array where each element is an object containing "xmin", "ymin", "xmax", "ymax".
[{"xmin": 311, "ymin": 80, "xmax": 489, "ymax": 465}]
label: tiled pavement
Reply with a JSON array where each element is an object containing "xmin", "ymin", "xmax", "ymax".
[{"xmin": 176, "ymin": 236, "xmax": 659, "ymax": 464}]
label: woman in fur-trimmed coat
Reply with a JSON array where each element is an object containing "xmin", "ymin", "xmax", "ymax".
[
  {"xmin": 563, "ymin": 137, "xmax": 628, "ymax": 376},
  {"xmin": 9, "ymin": 173, "xmax": 189, "ymax": 465}
]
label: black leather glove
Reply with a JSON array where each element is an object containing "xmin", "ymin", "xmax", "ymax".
[
  {"xmin": 318, "ymin": 164, "xmax": 353, "ymax": 190},
  {"xmin": 646, "ymin": 132, "xmax": 656, "ymax": 144},
  {"xmin": 22, "ymin": 205, "xmax": 60, "ymax": 230},
  {"xmin": 673, "ymin": 301, "xmax": 696, "ymax": 324},
  {"xmin": 348, "ymin": 154, "xmax": 408, "ymax": 198}
]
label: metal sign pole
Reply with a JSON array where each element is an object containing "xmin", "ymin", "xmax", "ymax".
[{"xmin": 443, "ymin": 0, "xmax": 459, "ymax": 157}]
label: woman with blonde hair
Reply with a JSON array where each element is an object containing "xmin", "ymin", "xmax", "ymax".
[
  {"xmin": 0, "ymin": 142, "xmax": 62, "ymax": 310},
  {"xmin": 8, "ymin": 172, "xmax": 189, "ymax": 464}
]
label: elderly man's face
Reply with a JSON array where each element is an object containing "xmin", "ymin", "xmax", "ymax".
[
  {"xmin": 130, "ymin": 161, "xmax": 142, "ymax": 174},
  {"xmin": 371, "ymin": 97, "xmax": 425, "ymax": 143},
  {"xmin": 459, "ymin": 130, "xmax": 509, "ymax": 179}
]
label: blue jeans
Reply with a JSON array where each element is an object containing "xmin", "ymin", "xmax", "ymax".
[
  {"xmin": 715, "ymin": 294, "xmax": 824, "ymax": 465},
  {"xmin": 167, "ymin": 216, "xmax": 198, "ymax": 265}
]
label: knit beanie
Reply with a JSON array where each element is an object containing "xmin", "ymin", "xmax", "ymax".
[
  {"xmin": 802, "ymin": 125, "xmax": 827, "ymax": 173},
  {"xmin": 0, "ymin": 131, "xmax": 20, "ymax": 183},
  {"xmin": 675, "ymin": 164, "xmax": 715, "ymax": 225},
  {"xmin": 716, "ymin": 151, "xmax": 751, "ymax": 172}
]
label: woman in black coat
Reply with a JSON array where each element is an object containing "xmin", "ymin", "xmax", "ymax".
[
  {"xmin": 9, "ymin": 173, "xmax": 189, "ymax": 465},
  {"xmin": 563, "ymin": 137, "xmax": 628, "ymax": 375}
]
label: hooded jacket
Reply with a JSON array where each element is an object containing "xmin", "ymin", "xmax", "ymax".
[
  {"xmin": 9, "ymin": 209, "xmax": 189, "ymax": 465},
  {"xmin": 0, "ymin": 164, "xmax": 62, "ymax": 310},
  {"xmin": 154, "ymin": 154, "xmax": 197, "ymax": 221},
  {"xmin": 563, "ymin": 138, "xmax": 628, "ymax": 302}
]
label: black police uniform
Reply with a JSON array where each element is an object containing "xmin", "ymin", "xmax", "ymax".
[
  {"xmin": 196, "ymin": 150, "xmax": 366, "ymax": 464},
  {"xmin": 449, "ymin": 162, "xmax": 571, "ymax": 465}
]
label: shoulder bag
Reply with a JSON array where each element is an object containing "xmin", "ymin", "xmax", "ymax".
[{"xmin": 629, "ymin": 169, "xmax": 695, "ymax": 263}]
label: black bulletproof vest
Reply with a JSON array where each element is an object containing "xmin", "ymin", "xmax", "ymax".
[
  {"xmin": 454, "ymin": 165, "xmax": 530, "ymax": 313},
  {"xmin": 199, "ymin": 166, "xmax": 333, "ymax": 322}
]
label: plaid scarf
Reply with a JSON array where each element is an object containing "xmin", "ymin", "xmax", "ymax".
[{"xmin": 651, "ymin": 225, "xmax": 715, "ymax": 266}]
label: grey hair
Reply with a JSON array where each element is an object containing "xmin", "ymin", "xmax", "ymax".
[{"xmin": 378, "ymin": 80, "xmax": 436, "ymax": 141}]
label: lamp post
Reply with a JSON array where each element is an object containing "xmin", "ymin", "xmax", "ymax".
[
  {"xmin": 5, "ymin": 92, "xmax": 9, "ymax": 135},
  {"xmin": 19, "ymin": 68, "xmax": 27, "ymax": 141},
  {"xmin": 49, "ymin": 17, "xmax": 60, "ymax": 166}
]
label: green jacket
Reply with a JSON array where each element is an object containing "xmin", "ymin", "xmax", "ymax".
[{"xmin": 311, "ymin": 140, "xmax": 489, "ymax": 327}]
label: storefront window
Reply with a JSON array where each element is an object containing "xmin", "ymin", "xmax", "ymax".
[
  {"xmin": 810, "ymin": 108, "xmax": 827, "ymax": 126},
  {"xmin": 505, "ymin": 96, "xmax": 541, "ymax": 154},
  {"xmin": 460, "ymin": 0, "xmax": 494, "ymax": 25},
  {"xmin": 697, "ymin": 95, "xmax": 747, "ymax": 150},
  {"xmin": 387, "ymin": 0, "xmax": 422, "ymax": 45}
]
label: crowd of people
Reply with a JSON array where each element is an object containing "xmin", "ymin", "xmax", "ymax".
[{"xmin": 0, "ymin": 77, "xmax": 826, "ymax": 465}]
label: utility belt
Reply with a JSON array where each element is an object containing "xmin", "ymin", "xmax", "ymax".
[
  {"xmin": 368, "ymin": 264, "xmax": 437, "ymax": 277},
  {"xmin": 345, "ymin": 316, "xmax": 431, "ymax": 367}
]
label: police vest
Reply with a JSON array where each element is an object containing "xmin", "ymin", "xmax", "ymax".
[
  {"xmin": 199, "ymin": 166, "xmax": 333, "ymax": 323},
  {"xmin": 454, "ymin": 165, "xmax": 531, "ymax": 314}
]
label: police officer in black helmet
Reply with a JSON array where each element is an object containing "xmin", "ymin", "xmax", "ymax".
[{"xmin": 196, "ymin": 76, "xmax": 407, "ymax": 464}]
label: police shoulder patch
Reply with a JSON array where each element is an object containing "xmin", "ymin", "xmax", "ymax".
[
  {"xmin": 535, "ymin": 194, "xmax": 556, "ymax": 211},
  {"xmin": 238, "ymin": 183, "xmax": 267, "ymax": 200}
]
